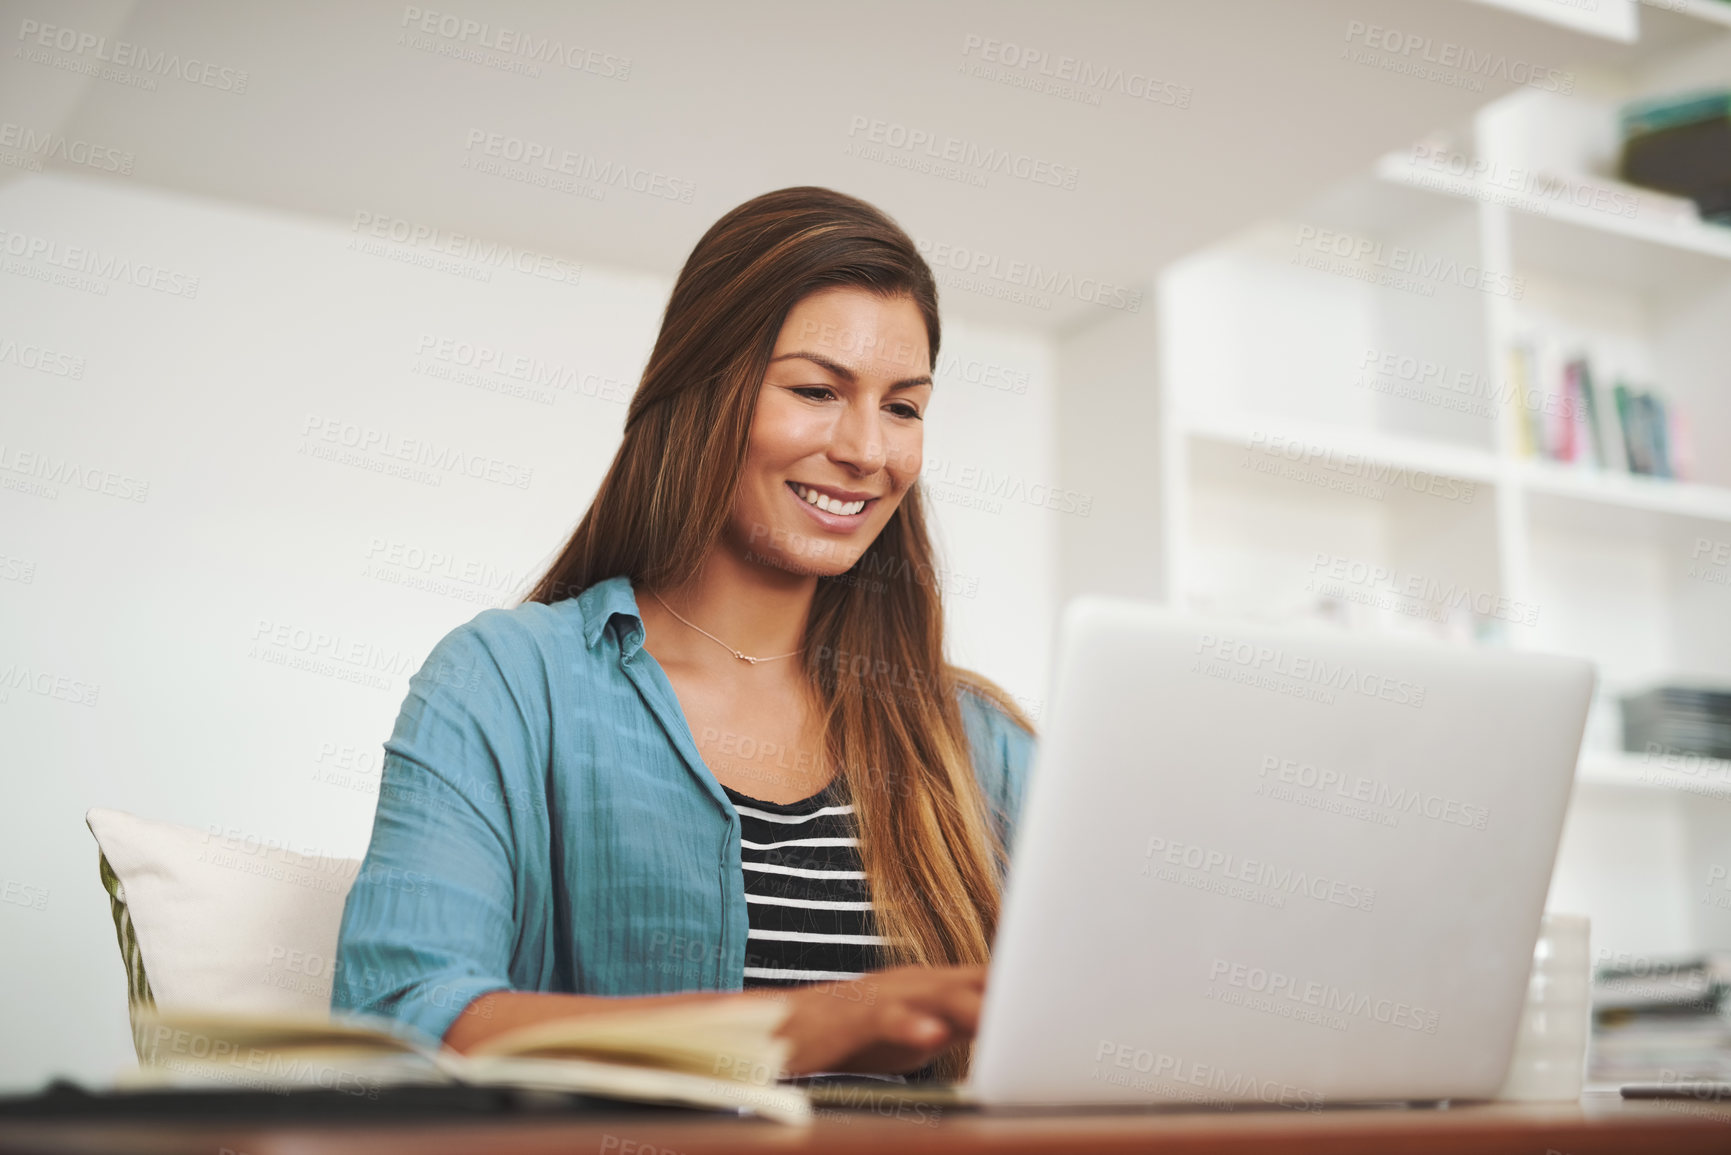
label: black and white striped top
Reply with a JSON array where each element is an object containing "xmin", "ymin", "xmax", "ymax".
[{"xmin": 725, "ymin": 778, "xmax": 889, "ymax": 987}]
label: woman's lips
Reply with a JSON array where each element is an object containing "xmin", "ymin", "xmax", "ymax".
[{"xmin": 786, "ymin": 481, "xmax": 875, "ymax": 531}]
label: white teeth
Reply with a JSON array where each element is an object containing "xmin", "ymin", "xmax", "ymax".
[{"xmin": 793, "ymin": 484, "xmax": 866, "ymax": 516}]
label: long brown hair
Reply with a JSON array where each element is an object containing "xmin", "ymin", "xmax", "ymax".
[{"xmin": 520, "ymin": 186, "xmax": 1036, "ymax": 1078}]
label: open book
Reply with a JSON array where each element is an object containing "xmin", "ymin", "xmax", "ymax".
[{"xmin": 124, "ymin": 998, "xmax": 809, "ymax": 1125}]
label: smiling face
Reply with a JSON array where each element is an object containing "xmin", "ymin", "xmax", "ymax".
[{"xmin": 726, "ymin": 286, "xmax": 933, "ymax": 577}]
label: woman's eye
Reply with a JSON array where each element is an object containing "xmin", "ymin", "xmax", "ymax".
[{"xmin": 790, "ymin": 385, "xmax": 919, "ymax": 420}]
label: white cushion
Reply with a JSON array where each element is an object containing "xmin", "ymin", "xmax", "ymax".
[{"xmin": 86, "ymin": 807, "xmax": 360, "ymax": 1015}]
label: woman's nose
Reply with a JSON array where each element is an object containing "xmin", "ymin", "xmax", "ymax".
[{"xmin": 828, "ymin": 403, "xmax": 889, "ymax": 474}]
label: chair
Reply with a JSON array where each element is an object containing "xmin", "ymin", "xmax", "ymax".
[{"xmin": 84, "ymin": 808, "xmax": 361, "ymax": 1057}]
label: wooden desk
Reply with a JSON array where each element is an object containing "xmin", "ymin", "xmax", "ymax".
[{"xmin": 3, "ymin": 1091, "xmax": 1731, "ymax": 1154}]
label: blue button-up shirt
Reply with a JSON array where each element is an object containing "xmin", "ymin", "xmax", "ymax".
[{"xmin": 331, "ymin": 573, "xmax": 1037, "ymax": 1045}]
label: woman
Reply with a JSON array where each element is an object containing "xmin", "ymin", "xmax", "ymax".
[{"xmin": 332, "ymin": 186, "xmax": 1038, "ymax": 1082}]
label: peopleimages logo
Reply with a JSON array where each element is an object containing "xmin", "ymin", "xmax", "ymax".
[
  {"xmin": 1245, "ymin": 432, "xmax": 1477, "ymax": 504},
  {"xmin": 15, "ymin": 18, "xmax": 251, "ymax": 92},
  {"xmin": 914, "ymin": 238, "xmax": 1143, "ymax": 313},
  {"xmin": 1144, "ymin": 836, "xmax": 1377, "ymax": 912},
  {"xmin": 1342, "ymin": 20, "xmax": 1574, "ymax": 94},
  {"xmin": 352, "ymin": 212, "xmax": 583, "ymax": 285},
  {"xmin": 1400, "ymin": 144, "xmax": 1638, "ymax": 219},
  {"xmin": 1293, "ymin": 225, "xmax": 1524, "ymax": 300},
  {"xmin": 0, "ymin": 334, "xmax": 85, "ymax": 379},
  {"xmin": 461, "ymin": 129, "xmax": 696, "ymax": 204},
  {"xmin": 1207, "ymin": 958, "xmax": 1441, "ymax": 1034},
  {"xmin": 299, "ymin": 414, "xmax": 534, "ymax": 490},
  {"xmin": 1353, "ymin": 346, "xmax": 1583, "ymax": 426},
  {"xmin": 0, "ymin": 121, "xmax": 133, "ymax": 174},
  {"xmin": 845, "ymin": 115, "xmax": 1080, "ymax": 190},
  {"xmin": 922, "ymin": 455, "xmax": 1093, "ymax": 516},
  {"xmin": 399, "ymin": 6, "xmax": 631, "ymax": 79},
  {"xmin": 1257, "ymin": 755, "xmax": 1489, "ymax": 831},
  {"xmin": 0, "ymin": 228, "xmax": 200, "ymax": 299},
  {"xmin": 0, "ymin": 662, "xmax": 100, "ymax": 707},
  {"xmin": 1690, "ymin": 537, "xmax": 1731, "ymax": 589},
  {"xmin": 1193, "ymin": 633, "xmax": 1427, "ymax": 710},
  {"xmin": 1307, "ymin": 552, "xmax": 1539, "ymax": 628},
  {"xmin": 1091, "ymin": 1042, "xmax": 1324, "ymax": 1109},
  {"xmin": 957, "ymin": 34, "xmax": 1193, "ymax": 109},
  {"xmin": 0, "ymin": 443, "xmax": 149, "ymax": 502}
]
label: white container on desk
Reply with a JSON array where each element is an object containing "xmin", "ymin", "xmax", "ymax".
[{"xmin": 1499, "ymin": 913, "xmax": 1593, "ymax": 1101}]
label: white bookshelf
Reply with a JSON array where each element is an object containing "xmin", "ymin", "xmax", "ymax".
[
  {"xmin": 1466, "ymin": 0, "xmax": 1639, "ymax": 43},
  {"xmin": 1154, "ymin": 16, "xmax": 1731, "ymax": 956},
  {"xmin": 1373, "ymin": 155, "xmax": 1731, "ymax": 269},
  {"xmin": 1656, "ymin": 0, "xmax": 1731, "ymax": 32},
  {"xmin": 1463, "ymin": 0, "xmax": 1731, "ymax": 40},
  {"xmin": 1180, "ymin": 409, "xmax": 1503, "ymax": 483},
  {"xmin": 1577, "ymin": 748, "xmax": 1731, "ymax": 792},
  {"xmin": 1520, "ymin": 460, "xmax": 1731, "ymax": 523}
]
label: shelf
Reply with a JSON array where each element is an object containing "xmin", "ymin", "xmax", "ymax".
[
  {"xmin": 1179, "ymin": 410, "xmax": 1502, "ymax": 484},
  {"xmin": 1377, "ymin": 153, "xmax": 1731, "ymax": 262},
  {"xmin": 1519, "ymin": 459, "xmax": 1731, "ymax": 525},
  {"xmin": 1653, "ymin": 0, "xmax": 1731, "ymax": 30},
  {"xmin": 1375, "ymin": 154, "xmax": 1731, "ymax": 295},
  {"xmin": 1577, "ymin": 747, "xmax": 1731, "ymax": 796},
  {"xmin": 1177, "ymin": 409, "xmax": 1731, "ymax": 528},
  {"xmin": 1464, "ymin": 0, "xmax": 1638, "ymax": 41},
  {"xmin": 1460, "ymin": 0, "xmax": 1731, "ymax": 38}
]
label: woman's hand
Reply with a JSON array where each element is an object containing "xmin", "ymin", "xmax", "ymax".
[
  {"xmin": 764, "ymin": 964, "xmax": 986, "ymax": 1076},
  {"xmin": 445, "ymin": 966, "xmax": 987, "ymax": 1078}
]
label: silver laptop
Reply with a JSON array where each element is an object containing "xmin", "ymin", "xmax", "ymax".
[{"xmin": 964, "ymin": 595, "xmax": 1595, "ymax": 1108}]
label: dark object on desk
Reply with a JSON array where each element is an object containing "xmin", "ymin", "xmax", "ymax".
[
  {"xmin": 1622, "ymin": 686, "xmax": 1731, "ymax": 761},
  {"xmin": 1619, "ymin": 89, "xmax": 1731, "ymax": 224},
  {"xmin": 1623, "ymin": 1083, "xmax": 1731, "ymax": 1102},
  {"xmin": 0, "ymin": 1078, "xmax": 693, "ymax": 1122}
]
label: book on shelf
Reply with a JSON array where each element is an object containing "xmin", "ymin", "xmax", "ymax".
[
  {"xmin": 1509, "ymin": 339, "xmax": 1687, "ymax": 481},
  {"xmin": 1507, "ymin": 342, "xmax": 1540, "ymax": 459},
  {"xmin": 1619, "ymin": 88, "xmax": 1731, "ymax": 225},
  {"xmin": 1645, "ymin": 393, "xmax": 1674, "ymax": 479},
  {"xmin": 123, "ymin": 998, "xmax": 810, "ymax": 1124},
  {"xmin": 1571, "ymin": 358, "xmax": 1608, "ymax": 469},
  {"xmin": 1556, "ymin": 357, "xmax": 1581, "ymax": 464},
  {"xmin": 1623, "ymin": 685, "xmax": 1731, "ymax": 761},
  {"xmin": 1613, "ymin": 382, "xmax": 1645, "ymax": 474},
  {"xmin": 1670, "ymin": 409, "xmax": 1696, "ymax": 480},
  {"xmin": 1613, "ymin": 383, "xmax": 1680, "ymax": 480}
]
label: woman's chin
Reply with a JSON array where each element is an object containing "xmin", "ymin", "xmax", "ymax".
[
  {"xmin": 778, "ymin": 554, "xmax": 863, "ymax": 580},
  {"xmin": 737, "ymin": 542, "xmax": 861, "ymax": 580}
]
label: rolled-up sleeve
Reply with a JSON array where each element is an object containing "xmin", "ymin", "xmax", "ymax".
[
  {"xmin": 989, "ymin": 706, "xmax": 1036, "ymax": 857},
  {"xmin": 958, "ymin": 687, "xmax": 1038, "ymax": 861},
  {"xmin": 332, "ymin": 616, "xmax": 537, "ymax": 1044}
]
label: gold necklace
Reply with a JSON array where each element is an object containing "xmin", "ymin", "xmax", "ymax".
[{"xmin": 649, "ymin": 590, "xmax": 803, "ymax": 665}]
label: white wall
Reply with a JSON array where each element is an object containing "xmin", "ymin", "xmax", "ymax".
[
  {"xmin": 0, "ymin": 170, "xmax": 1057, "ymax": 1090},
  {"xmin": 1054, "ymin": 304, "xmax": 1163, "ymax": 612}
]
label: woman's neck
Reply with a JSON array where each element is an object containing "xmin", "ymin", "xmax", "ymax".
[{"xmin": 639, "ymin": 549, "xmax": 817, "ymax": 669}]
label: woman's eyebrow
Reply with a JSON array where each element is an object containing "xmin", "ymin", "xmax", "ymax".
[{"xmin": 768, "ymin": 350, "xmax": 933, "ymax": 391}]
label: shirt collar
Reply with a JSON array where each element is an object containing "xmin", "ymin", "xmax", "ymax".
[{"xmin": 576, "ymin": 573, "xmax": 646, "ymax": 658}]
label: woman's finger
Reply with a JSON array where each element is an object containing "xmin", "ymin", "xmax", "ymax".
[
  {"xmin": 877, "ymin": 1004, "xmax": 953, "ymax": 1052},
  {"xmin": 896, "ymin": 973, "xmax": 986, "ymax": 1033}
]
